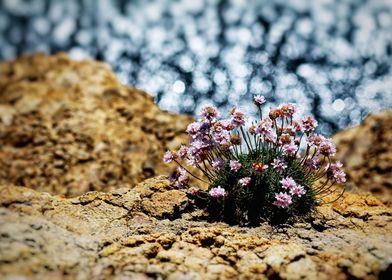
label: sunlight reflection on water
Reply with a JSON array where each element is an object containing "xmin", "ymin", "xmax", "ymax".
[{"xmin": 0, "ymin": 0, "xmax": 391, "ymax": 135}]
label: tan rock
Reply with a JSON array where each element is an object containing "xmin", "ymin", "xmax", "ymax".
[
  {"xmin": 333, "ymin": 110, "xmax": 392, "ymax": 205},
  {"xmin": 142, "ymin": 190, "xmax": 188, "ymax": 218},
  {"xmin": 2, "ymin": 177, "xmax": 391, "ymax": 279},
  {"xmin": 0, "ymin": 53, "xmax": 194, "ymax": 197},
  {"xmin": 99, "ymin": 243, "xmax": 122, "ymax": 257}
]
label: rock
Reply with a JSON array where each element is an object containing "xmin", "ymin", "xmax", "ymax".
[
  {"xmin": 1, "ymin": 178, "xmax": 392, "ymax": 279},
  {"xmin": 333, "ymin": 110, "xmax": 392, "ymax": 205},
  {"xmin": 142, "ymin": 190, "xmax": 188, "ymax": 218},
  {"xmin": 0, "ymin": 53, "xmax": 193, "ymax": 197}
]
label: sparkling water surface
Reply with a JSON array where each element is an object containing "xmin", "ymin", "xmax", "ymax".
[{"xmin": 0, "ymin": 0, "xmax": 391, "ymax": 135}]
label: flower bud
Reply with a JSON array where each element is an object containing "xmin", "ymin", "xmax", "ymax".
[
  {"xmin": 269, "ymin": 110, "xmax": 278, "ymax": 120},
  {"xmin": 220, "ymin": 142, "xmax": 232, "ymax": 151},
  {"xmin": 252, "ymin": 162, "xmax": 268, "ymax": 173},
  {"xmin": 230, "ymin": 134, "xmax": 242, "ymax": 145},
  {"xmin": 249, "ymin": 125, "xmax": 256, "ymax": 135}
]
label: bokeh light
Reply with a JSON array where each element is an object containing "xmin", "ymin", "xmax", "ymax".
[{"xmin": 0, "ymin": 0, "xmax": 391, "ymax": 135}]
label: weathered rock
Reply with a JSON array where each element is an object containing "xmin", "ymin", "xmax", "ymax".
[
  {"xmin": 1, "ymin": 177, "xmax": 392, "ymax": 279},
  {"xmin": 0, "ymin": 53, "xmax": 193, "ymax": 197},
  {"xmin": 333, "ymin": 111, "xmax": 392, "ymax": 205}
]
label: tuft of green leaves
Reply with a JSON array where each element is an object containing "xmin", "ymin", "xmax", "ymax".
[{"xmin": 204, "ymin": 151, "xmax": 317, "ymax": 225}]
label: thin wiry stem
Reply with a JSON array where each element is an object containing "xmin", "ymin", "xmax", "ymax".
[
  {"xmin": 318, "ymin": 187, "xmax": 345, "ymax": 205},
  {"xmin": 173, "ymin": 159, "xmax": 210, "ymax": 184},
  {"xmin": 240, "ymin": 126, "xmax": 252, "ymax": 152}
]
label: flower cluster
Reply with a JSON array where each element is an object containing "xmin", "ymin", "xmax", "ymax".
[
  {"xmin": 164, "ymin": 96, "xmax": 346, "ymax": 225},
  {"xmin": 209, "ymin": 186, "xmax": 226, "ymax": 198},
  {"xmin": 273, "ymin": 177, "xmax": 306, "ymax": 208}
]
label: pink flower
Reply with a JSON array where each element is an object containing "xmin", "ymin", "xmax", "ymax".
[
  {"xmin": 200, "ymin": 105, "xmax": 220, "ymax": 120},
  {"xmin": 189, "ymin": 139, "xmax": 207, "ymax": 152},
  {"xmin": 239, "ymin": 177, "xmax": 251, "ymax": 186},
  {"xmin": 330, "ymin": 161, "xmax": 343, "ymax": 170},
  {"xmin": 256, "ymin": 120, "xmax": 277, "ymax": 143},
  {"xmin": 186, "ymin": 122, "xmax": 202, "ymax": 138},
  {"xmin": 292, "ymin": 121, "xmax": 302, "ymax": 132},
  {"xmin": 306, "ymin": 134, "xmax": 336, "ymax": 157},
  {"xmin": 169, "ymin": 167, "xmax": 189, "ymax": 188},
  {"xmin": 264, "ymin": 131, "xmax": 277, "ymax": 143},
  {"xmin": 219, "ymin": 119, "xmax": 236, "ymax": 131},
  {"xmin": 319, "ymin": 138, "xmax": 336, "ymax": 157},
  {"xmin": 301, "ymin": 116, "xmax": 318, "ymax": 133},
  {"xmin": 280, "ymin": 177, "xmax": 306, "ymax": 197},
  {"xmin": 186, "ymin": 157, "xmax": 200, "ymax": 167},
  {"xmin": 230, "ymin": 160, "xmax": 242, "ymax": 171},
  {"xmin": 279, "ymin": 103, "xmax": 297, "ymax": 118},
  {"xmin": 271, "ymin": 158, "xmax": 287, "ymax": 173},
  {"xmin": 283, "ymin": 143, "xmax": 298, "ymax": 156},
  {"xmin": 212, "ymin": 157, "xmax": 225, "ymax": 170},
  {"xmin": 307, "ymin": 134, "xmax": 325, "ymax": 146},
  {"xmin": 273, "ymin": 192, "xmax": 293, "ymax": 208},
  {"xmin": 213, "ymin": 129, "xmax": 231, "ymax": 145},
  {"xmin": 283, "ymin": 125, "xmax": 296, "ymax": 136},
  {"xmin": 289, "ymin": 185, "xmax": 306, "ymax": 197},
  {"xmin": 327, "ymin": 161, "xmax": 346, "ymax": 183},
  {"xmin": 333, "ymin": 170, "xmax": 346, "ymax": 184},
  {"xmin": 306, "ymin": 157, "xmax": 321, "ymax": 170},
  {"xmin": 176, "ymin": 176, "xmax": 189, "ymax": 189},
  {"xmin": 187, "ymin": 186, "xmax": 200, "ymax": 196},
  {"xmin": 286, "ymin": 104, "xmax": 296, "ymax": 116},
  {"xmin": 255, "ymin": 119, "xmax": 273, "ymax": 135},
  {"xmin": 177, "ymin": 167, "xmax": 186, "ymax": 177},
  {"xmin": 279, "ymin": 133, "xmax": 292, "ymax": 145},
  {"xmin": 280, "ymin": 177, "xmax": 297, "ymax": 190},
  {"xmin": 230, "ymin": 108, "xmax": 246, "ymax": 127},
  {"xmin": 209, "ymin": 186, "xmax": 226, "ymax": 198},
  {"xmin": 163, "ymin": 151, "xmax": 177, "ymax": 163},
  {"xmin": 177, "ymin": 145, "xmax": 188, "ymax": 160},
  {"xmin": 254, "ymin": 95, "xmax": 266, "ymax": 106}
]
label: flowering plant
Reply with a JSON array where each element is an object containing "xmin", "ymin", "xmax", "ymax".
[{"xmin": 163, "ymin": 96, "xmax": 346, "ymax": 225}]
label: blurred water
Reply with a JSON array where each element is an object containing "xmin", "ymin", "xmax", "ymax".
[{"xmin": 0, "ymin": 0, "xmax": 391, "ymax": 134}]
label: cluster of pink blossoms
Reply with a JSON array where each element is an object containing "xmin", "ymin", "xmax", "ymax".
[
  {"xmin": 168, "ymin": 166, "xmax": 189, "ymax": 188},
  {"xmin": 239, "ymin": 177, "xmax": 252, "ymax": 186},
  {"xmin": 209, "ymin": 186, "xmax": 226, "ymax": 198},
  {"xmin": 271, "ymin": 158, "xmax": 287, "ymax": 173},
  {"xmin": 229, "ymin": 160, "xmax": 242, "ymax": 171},
  {"xmin": 163, "ymin": 94, "xmax": 346, "ymax": 209},
  {"xmin": 273, "ymin": 177, "xmax": 306, "ymax": 208},
  {"xmin": 163, "ymin": 103, "xmax": 245, "ymax": 170}
]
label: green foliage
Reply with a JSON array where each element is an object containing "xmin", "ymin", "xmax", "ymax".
[{"xmin": 204, "ymin": 151, "xmax": 317, "ymax": 225}]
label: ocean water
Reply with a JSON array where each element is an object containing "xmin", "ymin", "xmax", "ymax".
[{"xmin": 0, "ymin": 0, "xmax": 391, "ymax": 135}]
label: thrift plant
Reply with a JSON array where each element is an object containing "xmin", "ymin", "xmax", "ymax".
[{"xmin": 163, "ymin": 96, "xmax": 346, "ymax": 225}]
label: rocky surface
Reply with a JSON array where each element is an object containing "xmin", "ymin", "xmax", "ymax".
[
  {"xmin": 0, "ymin": 54, "xmax": 391, "ymax": 279},
  {"xmin": 1, "ymin": 176, "xmax": 392, "ymax": 279},
  {"xmin": 0, "ymin": 53, "xmax": 192, "ymax": 197},
  {"xmin": 334, "ymin": 111, "xmax": 392, "ymax": 205}
]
